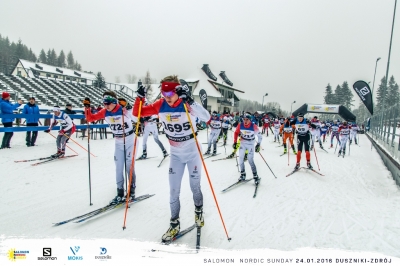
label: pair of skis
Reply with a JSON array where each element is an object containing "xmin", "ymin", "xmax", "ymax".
[
  {"xmin": 221, "ymin": 178, "xmax": 260, "ymax": 198},
  {"xmin": 15, "ymin": 155, "xmax": 78, "ymax": 166},
  {"xmin": 53, "ymin": 194, "xmax": 155, "ymax": 226},
  {"xmin": 286, "ymin": 167, "xmax": 324, "ymax": 177},
  {"xmin": 203, "ymin": 153, "xmax": 221, "ymax": 160}
]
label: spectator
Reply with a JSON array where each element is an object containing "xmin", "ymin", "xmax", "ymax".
[
  {"xmin": 96, "ymin": 104, "xmax": 103, "ymax": 112},
  {"xmin": 90, "ymin": 105, "xmax": 97, "ymax": 114},
  {"xmin": 0, "ymin": 92, "xmax": 23, "ymax": 149},
  {"xmin": 64, "ymin": 103, "xmax": 76, "ymax": 115},
  {"xmin": 23, "ymin": 97, "xmax": 40, "ymax": 147}
]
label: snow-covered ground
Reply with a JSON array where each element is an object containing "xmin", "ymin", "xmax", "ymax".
[{"xmin": 1, "ymin": 129, "xmax": 400, "ymax": 265}]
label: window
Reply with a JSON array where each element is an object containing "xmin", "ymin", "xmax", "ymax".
[
  {"xmin": 46, "ymin": 73, "xmax": 51, "ymax": 77},
  {"xmin": 17, "ymin": 71, "xmax": 21, "ymax": 76},
  {"xmin": 54, "ymin": 75, "xmax": 58, "ymax": 79}
]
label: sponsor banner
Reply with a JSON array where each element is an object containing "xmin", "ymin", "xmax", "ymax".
[
  {"xmin": 199, "ymin": 89, "xmax": 208, "ymax": 110},
  {"xmin": 307, "ymin": 104, "xmax": 339, "ymax": 113},
  {"xmin": 353, "ymin": 80, "xmax": 374, "ymax": 115}
]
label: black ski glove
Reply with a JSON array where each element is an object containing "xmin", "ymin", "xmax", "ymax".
[
  {"xmin": 255, "ymin": 143, "xmax": 261, "ymax": 153},
  {"xmin": 136, "ymin": 85, "xmax": 147, "ymax": 98},
  {"xmin": 175, "ymin": 85, "xmax": 194, "ymax": 105},
  {"xmin": 232, "ymin": 142, "xmax": 239, "ymax": 149},
  {"xmin": 44, "ymin": 129, "xmax": 50, "ymax": 133}
]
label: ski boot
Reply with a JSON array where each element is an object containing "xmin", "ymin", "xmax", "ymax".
[
  {"xmin": 212, "ymin": 149, "xmax": 217, "ymax": 156},
  {"xmin": 51, "ymin": 149, "xmax": 63, "ymax": 158},
  {"xmin": 343, "ymin": 149, "xmax": 346, "ymax": 156},
  {"xmin": 310, "ymin": 145, "xmax": 314, "ymax": 151},
  {"xmin": 338, "ymin": 149, "xmax": 342, "ymax": 156},
  {"xmin": 139, "ymin": 149, "xmax": 147, "ymax": 159},
  {"xmin": 307, "ymin": 161, "xmax": 313, "ymax": 170},
  {"xmin": 294, "ymin": 163, "xmax": 300, "ymax": 170},
  {"xmin": 238, "ymin": 171, "xmax": 246, "ymax": 182},
  {"xmin": 223, "ymin": 140, "xmax": 227, "ymax": 146},
  {"xmin": 330, "ymin": 144, "xmax": 333, "ymax": 148},
  {"xmin": 162, "ymin": 149, "xmax": 168, "ymax": 158},
  {"xmin": 319, "ymin": 143, "xmax": 324, "ymax": 149},
  {"xmin": 195, "ymin": 206, "xmax": 204, "ymax": 227},
  {"xmin": 204, "ymin": 148, "xmax": 211, "ymax": 155},
  {"xmin": 283, "ymin": 148, "xmax": 287, "ymax": 154},
  {"xmin": 227, "ymin": 153, "xmax": 235, "ymax": 159},
  {"xmin": 292, "ymin": 147, "xmax": 297, "ymax": 154},
  {"xmin": 110, "ymin": 188, "xmax": 126, "ymax": 205},
  {"xmin": 162, "ymin": 218, "xmax": 180, "ymax": 243},
  {"xmin": 127, "ymin": 187, "xmax": 135, "ymax": 201},
  {"xmin": 253, "ymin": 173, "xmax": 261, "ymax": 185}
]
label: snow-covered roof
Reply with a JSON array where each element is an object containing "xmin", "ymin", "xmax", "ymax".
[{"xmin": 19, "ymin": 59, "xmax": 96, "ymax": 80}]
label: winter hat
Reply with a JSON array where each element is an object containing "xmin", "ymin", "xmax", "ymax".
[
  {"xmin": 2, "ymin": 92, "xmax": 10, "ymax": 98},
  {"xmin": 161, "ymin": 82, "xmax": 180, "ymax": 92}
]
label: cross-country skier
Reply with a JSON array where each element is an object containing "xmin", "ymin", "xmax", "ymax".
[
  {"xmin": 138, "ymin": 110, "xmax": 168, "ymax": 159},
  {"xmin": 291, "ymin": 113, "xmax": 316, "ymax": 170},
  {"xmin": 310, "ymin": 116, "xmax": 322, "ymax": 150},
  {"xmin": 262, "ymin": 114, "xmax": 270, "ymax": 136},
  {"xmin": 218, "ymin": 116, "xmax": 230, "ymax": 146},
  {"xmin": 279, "ymin": 117, "xmax": 297, "ymax": 154},
  {"xmin": 338, "ymin": 121, "xmax": 351, "ymax": 156},
  {"xmin": 44, "ymin": 106, "xmax": 76, "ymax": 158},
  {"xmin": 320, "ymin": 122, "xmax": 329, "ymax": 143},
  {"xmin": 232, "ymin": 113, "xmax": 262, "ymax": 184},
  {"xmin": 349, "ymin": 122, "xmax": 359, "ymax": 145},
  {"xmin": 272, "ymin": 118, "xmax": 280, "ymax": 142},
  {"xmin": 132, "ymin": 75, "xmax": 210, "ymax": 243},
  {"xmin": 329, "ymin": 120, "xmax": 341, "ymax": 148},
  {"xmin": 205, "ymin": 111, "xmax": 221, "ymax": 155},
  {"xmin": 83, "ymin": 92, "xmax": 138, "ymax": 204}
]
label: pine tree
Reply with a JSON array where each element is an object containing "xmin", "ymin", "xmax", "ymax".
[
  {"xmin": 324, "ymin": 83, "xmax": 335, "ymax": 104},
  {"xmin": 67, "ymin": 51, "xmax": 75, "ymax": 69},
  {"xmin": 49, "ymin": 49, "xmax": 57, "ymax": 66},
  {"xmin": 386, "ymin": 76, "xmax": 399, "ymax": 107},
  {"xmin": 46, "ymin": 49, "xmax": 52, "ymax": 65},
  {"xmin": 57, "ymin": 50, "xmax": 66, "ymax": 67},
  {"xmin": 376, "ymin": 76, "xmax": 388, "ymax": 111},
  {"xmin": 39, "ymin": 49, "xmax": 47, "ymax": 63},
  {"xmin": 93, "ymin": 72, "xmax": 106, "ymax": 89},
  {"xmin": 16, "ymin": 39, "xmax": 26, "ymax": 59},
  {"xmin": 334, "ymin": 85, "xmax": 343, "ymax": 105},
  {"xmin": 28, "ymin": 48, "xmax": 37, "ymax": 62},
  {"xmin": 341, "ymin": 81, "xmax": 354, "ymax": 110}
]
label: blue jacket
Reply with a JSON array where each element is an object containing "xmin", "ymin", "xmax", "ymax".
[
  {"xmin": 23, "ymin": 103, "xmax": 40, "ymax": 123},
  {"xmin": 0, "ymin": 99, "xmax": 21, "ymax": 123}
]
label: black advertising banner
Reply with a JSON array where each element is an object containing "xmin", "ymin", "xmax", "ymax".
[
  {"xmin": 199, "ymin": 89, "xmax": 207, "ymax": 110},
  {"xmin": 353, "ymin": 80, "xmax": 373, "ymax": 115}
]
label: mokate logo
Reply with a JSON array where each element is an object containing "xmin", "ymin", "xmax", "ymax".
[
  {"xmin": 7, "ymin": 249, "xmax": 29, "ymax": 261},
  {"xmin": 68, "ymin": 246, "xmax": 83, "ymax": 260},
  {"xmin": 38, "ymin": 247, "xmax": 57, "ymax": 261}
]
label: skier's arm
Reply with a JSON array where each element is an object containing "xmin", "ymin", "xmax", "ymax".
[
  {"xmin": 279, "ymin": 124, "xmax": 284, "ymax": 134},
  {"xmin": 132, "ymin": 98, "xmax": 163, "ymax": 117},
  {"xmin": 233, "ymin": 124, "xmax": 241, "ymax": 142},
  {"xmin": 85, "ymin": 108, "xmax": 106, "ymax": 122},
  {"xmin": 254, "ymin": 124, "xmax": 263, "ymax": 144},
  {"xmin": 186, "ymin": 101, "xmax": 210, "ymax": 123}
]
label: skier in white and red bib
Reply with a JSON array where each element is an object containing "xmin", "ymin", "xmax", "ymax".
[
  {"xmin": 232, "ymin": 113, "xmax": 262, "ymax": 185},
  {"xmin": 272, "ymin": 118, "xmax": 280, "ymax": 142},
  {"xmin": 132, "ymin": 75, "xmax": 210, "ymax": 243},
  {"xmin": 262, "ymin": 115, "xmax": 270, "ymax": 136},
  {"xmin": 338, "ymin": 121, "xmax": 351, "ymax": 156}
]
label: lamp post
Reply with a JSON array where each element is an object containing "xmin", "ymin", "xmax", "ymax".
[
  {"xmin": 261, "ymin": 93, "xmax": 268, "ymax": 111},
  {"xmin": 290, "ymin": 100, "xmax": 296, "ymax": 114},
  {"xmin": 371, "ymin": 57, "xmax": 381, "ymax": 99}
]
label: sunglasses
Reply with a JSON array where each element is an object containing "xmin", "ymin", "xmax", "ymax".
[
  {"xmin": 103, "ymin": 102, "xmax": 113, "ymax": 106},
  {"xmin": 161, "ymin": 90, "xmax": 176, "ymax": 98}
]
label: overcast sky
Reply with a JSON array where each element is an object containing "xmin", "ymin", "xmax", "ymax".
[{"xmin": 1, "ymin": 0, "xmax": 398, "ymax": 112}]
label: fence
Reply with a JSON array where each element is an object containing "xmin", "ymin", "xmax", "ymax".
[{"xmin": 367, "ymin": 102, "xmax": 400, "ymax": 161}]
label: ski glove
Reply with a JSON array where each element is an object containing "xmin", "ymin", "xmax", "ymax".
[
  {"xmin": 255, "ymin": 143, "xmax": 261, "ymax": 153},
  {"xmin": 136, "ymin": 85, "xmax": 147, "ymax": 98},
  {"xmin": 232, "ymin": 142, "xmax": 239, "ymax": 149},
  {"xmin": 175, "ymin": 85, "xmax": 194, "ymax": 105},
  {"xmin": 44, "ymin": 129, "xmax": 50, "ymax": 133},
  {"xmin": 83, "ymin": 97, "xmax": 91, "ymax": 108}
]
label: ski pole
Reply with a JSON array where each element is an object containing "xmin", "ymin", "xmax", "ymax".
[
  {"xmin": 313, "ymin": 141, "xmax": 321, "ymax": 171},
  {"xmin": 287, "ymin": 138, "xmax": 290, "ymax": 166},
  {"xmin": 258, "ymin": 152, "xmax": 277, "ymax": 179},
  {"xmin": 348, "ymin": 137, "xmax": 351, "ymax": 156},
  {"xmin": 84, "ymin": 110, "xmax": 93, "ymax": 206},
  {"xmin": 123, "ymin": 99, "xmax": 143, "ymax": 230},
  {"xmin": 48, "ymin": 132, "xmax": 78, "ymax": 155},
  {"xmin": 183, "ymin": 102, "xmax": 231, "ymax": 241},
  {"xmin": 62, "ymin": 133, "xmax": 97, "ymax": 157},
  {"xmin": 122, "ymin": 109, "xmax": 128, "ymax": 193}
]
